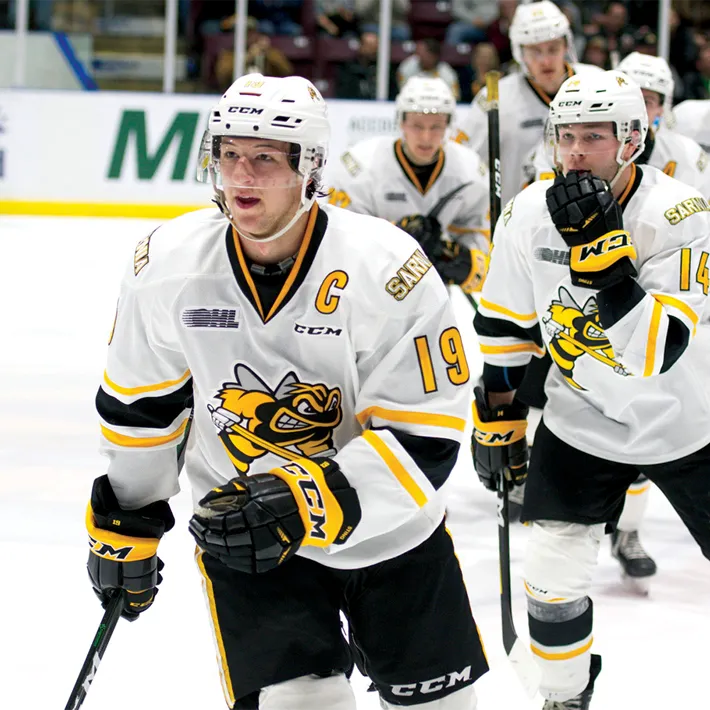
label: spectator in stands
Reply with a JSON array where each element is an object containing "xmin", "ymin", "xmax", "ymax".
[
  {"xmin": 356, "ymin": 0, "xmax": 411, "ymax": 42},
  {"xmin": 683, "ymin": 44, "xmax": 710, "ymax": 100},
  {"xmin": 397, "ymin": 39, "xmax": 460, "ymax": 99},
  {"xmin": 669, "ymin": 7, "xmax": 702, "ymax": 79},
  {"xmin": 583, "ymin": 1, "xmax": 636, "ymax": 67},
  {"xmin": 317, "ymin": 0, "xmax": 359, "ymax": 38},
  {"xmin": 486, "ymin": 0, "xmax": 518, "ymax": 69},
  {"xmin": 215, "ymin": 17, "xmax": 293, "ymax": 89},
  {"xmin": 335, "ymin": 31, "xmax": 397, "ymax": 99},
  {"xmin": 446, "ymin": 0, "xmax": 498, "ymax": 46},
  {"xmin": 581, "ymin": 36, "xmax": 610, "ymax": 69},
  {"xmin": 249, "ymin": 0, "xmax": 303, "ymax": 36},
  {"xmin": 459, "ymin": 41, "xmax": 500, "ymax": 103}
]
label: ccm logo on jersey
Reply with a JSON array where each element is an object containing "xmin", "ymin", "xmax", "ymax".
[
  {"xmin": 294, "ymin": 323, "xmax": 343, "ymax": 336},
  {"xmin": 227, "ymin": 107, "xmax": 264, "ymax": 115},
  {"xmin": 664, "ymin": 197, "xmax": 710, "ymax": 225},
  {"xmin": 391, "ymin": 666, "xmax": 472, "ymax": 697},
  {"xmin": 386, "ymin": 249, "xmax": 433, "ymax": 301}
]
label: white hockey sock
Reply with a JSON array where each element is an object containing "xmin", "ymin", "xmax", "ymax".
[{"xmin": 617, "ymin": 475, "xmax": 651, "ymax": 532}]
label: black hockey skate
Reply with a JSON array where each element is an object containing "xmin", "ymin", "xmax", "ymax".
[
  {"xmin": 542, "ymin": 654, "xmax": 602, "ymax": 710},
  {"xmin": 611, "ymin": 530, "xmax": 657, "ymax": 594}
]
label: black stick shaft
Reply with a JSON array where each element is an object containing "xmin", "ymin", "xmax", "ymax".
[
  {"xmin": 484, "ymin": 68, "xmax": 518, "ymax": 651},
  {"xmin": 64, "ymin": 592, "xmax": 123, "ymax": 710}
]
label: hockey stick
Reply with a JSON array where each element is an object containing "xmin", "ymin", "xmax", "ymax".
[
  {"xmin": 64, "ymin": 591, "xmax": 123, "ymax": 710},
  {"xmin": 485, "ymin": 69, "xmax": 541, "ymax": 698}
]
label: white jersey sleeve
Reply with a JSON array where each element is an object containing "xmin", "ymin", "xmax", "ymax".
[
  {"xmin": 97, "ymin": 227, "xmax": 193, "ymax": 508},
  {"xmin": 475, "ymin": 192, "xmax": 545, "ymax": 367},
  {"xmin": 324, "ymin": 139, "xmax": 380, "ymax": 216}
]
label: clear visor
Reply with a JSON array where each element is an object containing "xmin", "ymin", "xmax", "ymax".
[
  {"xmin": 196, "ymin": 132, "xmax": 304, "ymax": 190},
  {"xmin": 552, "ymin": 123, "xmax": 622, "ymax": 159}
]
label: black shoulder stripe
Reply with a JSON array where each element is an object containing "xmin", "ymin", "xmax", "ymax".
[
  {"xmin": 96, "ymin": 378, "xmax": 194, "ymax": 430},
  {"xmin": 374, "ymin": 426, "xmax": 459, "ymax": 491},
  {"xmin": 474, "ymin": 311, "xmax": 543, "ymax": 347},
  {"xmin": 660, "ymin": 315, "xmax": 691, "ymax": 373}
]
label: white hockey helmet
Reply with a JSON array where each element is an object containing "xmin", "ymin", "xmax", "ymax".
[
  {"xmin": 549, "ymin": 70, "xmax": 648, "ymax": 184},
  {"xmin": 395, "ymin": 76, "xmax": 456, "ymax": 125},
  {"xmin": 617, "ymin": 51, "xmax": 674, "ymax": 128},
  {"xmin": 510, "ymin": 0, "xmax": 577, "ymax": 71},
  {"xmin": 197, "ymin": 73, "xmax": 329, "ymax": 241}
]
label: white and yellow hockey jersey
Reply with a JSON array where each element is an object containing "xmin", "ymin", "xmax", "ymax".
[
  {"xmin": 524, "ymin": 128, "xmax": 710, "ymax": 198},
  {"xmin": 97, "ymin": 204, "xmax": 472, "ymax": 569},
  {"xmin": 673, "ymin": 100, "xmax": 710, "ymax": 153},
  {"xmin": 324, "ymin": 135, "xmax": 490, "ymax": 252},
  {"xmin": 453, "ymin": 63, "xmax": 603, "ymax": 205},
  {"xmin": 476, "ymin": 165, "xmax": 710, "ymax": 464}
]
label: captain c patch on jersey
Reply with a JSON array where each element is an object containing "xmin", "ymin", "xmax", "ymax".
[
  {"xmin": 208, "ymin": 363, "xmax": 343, "ymax": 474},
  {"xmin": 542, "ymin": 287, "xmax": 630, "ymax": 390}
]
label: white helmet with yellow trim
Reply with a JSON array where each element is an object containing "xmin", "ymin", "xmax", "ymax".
[
  {"xmin": 395, "ymin": 76, "xmax": 456, "ymax": 125},
  {"xmin": 197, "ymin": 73, "xmax": 330, "ymax": 241},
  {"xmin": 510, "ymin": 0, "xmax": 577, "ymax": 71},
  {"xmin": 549, "ymin": 70, "xmax": 648, "ymax": 185},
  {"xmin": 617, "ymin": 52, "xmax": 674, "ymax": 128}
]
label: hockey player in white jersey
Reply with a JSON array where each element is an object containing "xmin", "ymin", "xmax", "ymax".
[
  {"xmin": 82, "ymin": 73, "xmax": 489, "ymax": 710},
  {"xmin": 453, "ymin": 0, "xmax": 602, "ymax": 205},
  {"xmin": 327, "ymin": 76, "xmax": 490, "ymax": 295},
  {"xmin": 525, "ymin": 53, "xmax": 710, "ymax": 200},
  {"xmin": 673, "ymin": 99, "xmax": 710, "ymax": 152},
  {"xmin": 523, "ymin": 52, "xmax": 710, "ymax": 587},
  {"xmin": 472, "ymin": 70, "xmax": 710, "ymax": 708}
]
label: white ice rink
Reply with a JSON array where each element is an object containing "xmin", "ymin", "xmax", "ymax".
[{"xmin": 0, "ymin": 215, "xmax": 707, "ymax": 709}]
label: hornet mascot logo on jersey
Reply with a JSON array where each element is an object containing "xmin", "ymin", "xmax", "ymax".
[
  {"xmin": 542, "ymin": 287, "xmax": 631, "ymax": 390},
  {"xmin": 209, "ymin": 363, "xmax": 343, "ymax": 474}
]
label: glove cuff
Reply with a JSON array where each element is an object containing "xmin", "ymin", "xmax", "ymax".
[
  {"xmin": 269, "ymin": 458, "xmax": 360, "ymax": 548},
  {"xmin": 569, "ymin": 230, "xmax": 636, "ymax": 274},
  {"xmin": 460, "ymin": 248, "xmax": 490, "ymax": 294}
]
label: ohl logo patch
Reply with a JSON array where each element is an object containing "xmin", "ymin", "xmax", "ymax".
[
  {"xmin": 542, "ymin": 287, "xmax": 630, "ymax": 390},
  {"xmin": 208, "ymin": 363, "xmax": 342, "ymax": 474}
]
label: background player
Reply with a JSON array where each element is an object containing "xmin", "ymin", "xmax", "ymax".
[
  {"xmin": 472, "ymin": 70, "xmax": 710, "ymax": 708},
  {"xmin": 83, "ymin": 73, "xmax": 488, "ymax": 710},
  {"xmin": 453, "ymin": 0, "xmax": 602, "ymax": 206},
  {"xmin": 673, "ymin": 99, "xmax": 710, "ymax": 153},
  {"xmin": 326, "ymin": 75, "xmax": 490, "ymax": 296}
]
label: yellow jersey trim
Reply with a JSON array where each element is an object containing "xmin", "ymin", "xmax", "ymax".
[
  {"xmin": 480, "ymin": 342, "xmax": 545, "ymax": 356},
  {"xmin": 643, "ymin": 299, "xmax": 664, "ymax": 377},
  {"xmin": 362, "ymin": 430, "xmax": 428, "ymax": 507},
  {"xmin": 355, "ymin": 405, "xmax": 466, "ymax": 432},
  {"xmin": 101, "ymin": 417, "xmax": 189, "ymax": 448},
  {"xmin": 479, "ymin": 298, "xmax": 538, "ymax": 322},
  {"xmin": 653, "ymin": 294, "xmax": 699, "ymax": 333},
  {"xmin": 103, "ymin": 369, "xmax": 191, "ymax": 397}
]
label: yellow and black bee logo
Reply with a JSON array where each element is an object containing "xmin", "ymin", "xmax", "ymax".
[
  {"xmin": 208, "ymin": 363, "xmax": 342, "ymax": 474},
  {"xmin": 543, "ymin": 287, "xmax": 630, "ymax": 390}
]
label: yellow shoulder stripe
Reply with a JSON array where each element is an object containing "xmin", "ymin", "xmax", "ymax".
[
  {"xmin": 480, "ymin": 343, "xmax": 545, "ymax": 356},
  {"xmin": 355, "ymin": 405, "xmax": 466, "ymax": 432},
  {"xmin": 653, "ymin": 294, "xmax": 699, "ymax": 334},
  {"xmin": 104, "ymin": 369, "xmax": 191, "ymax": 396},
  {"xmin": 480, "ymin": 298, "xmax": 538, "ymax": 322},
  {"xmin": 101, "ymin": 418, "xmax": 189, "ymax": 448},
  {"xmin": 362, "ymin": 430, "xmax": 428, "ymax": 507}
]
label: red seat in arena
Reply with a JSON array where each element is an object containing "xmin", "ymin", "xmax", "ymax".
[{"xmin": 409, "ymin": 1, "xmax": 453, "ymax": 41}]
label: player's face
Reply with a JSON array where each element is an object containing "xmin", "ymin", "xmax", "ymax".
[
  {"xmin": 642, "ymin": 89, "xmax": 664, "ymax": 129},
  {"xmin": 523, "ymin": 38, "xmax": 567, "ymax": 94},
  {"xmin": 401, "ymin": 113, "xmax": 449, "ymax": 164},
  {"xmin": 556, "ymin": 122, "xmax": 622, "ymax": 181},
  {"xmin": 218, "ymin": 137, "xmax": 303, "ymax": 239}
]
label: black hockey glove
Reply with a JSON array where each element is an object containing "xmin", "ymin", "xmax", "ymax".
[
  {"xmin": 546, "ymin": 170, "xmax": 637, "ymax": 289},
  {"xmin": 472, "ymin": 387, "xmax": 529, "ymax": 491},
  {"xmin": 189, "ymin": 458, "xmax": 361, "ymax": 574},
  {"xmin": 394, "ymin": 214, "xmax": 442, "ymax": 256},
  {"xmin": 432, "ymin": 242, "xmax": 489, "ymax": 294},
  {"xmin": 87, "ymin": 475, "xmax": 174, "ymax": 621}
]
